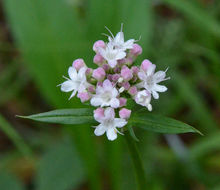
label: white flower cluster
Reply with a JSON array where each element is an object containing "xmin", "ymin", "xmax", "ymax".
[{"xmin": 60, "ymin": 26, "xmax": 170, "ymax": 141}]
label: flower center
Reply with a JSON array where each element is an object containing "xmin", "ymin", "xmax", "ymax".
[{"xmin": 101, "ymin": 91, "xmax": 112, "ymax": 102}]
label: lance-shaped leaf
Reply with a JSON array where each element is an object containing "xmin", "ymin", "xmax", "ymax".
[
  {"xmin": 18, "ymin": 108, "xmax": 96, "ymax": 125},
  {"xmin": 130, "ymin": 113, "xmax": 202, "ymax": 135}
]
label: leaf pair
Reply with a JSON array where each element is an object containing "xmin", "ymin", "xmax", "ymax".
[{"xmin": 18, "ymin": 108, "xmax": 202, "ymax": 138}]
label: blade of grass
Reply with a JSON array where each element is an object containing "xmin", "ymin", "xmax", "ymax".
[
  {"xmin": 0, "ymin": 114, "xmax": 32, "ymax": 157},
  {"xmin": 163, "ymin": 0, "xmax": 220, "ymax": 39}
]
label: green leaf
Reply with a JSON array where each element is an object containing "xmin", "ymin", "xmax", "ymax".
[
  {"xmin": 35, "ymin": 139, "xmax": 85, "ymax": 190},
  {"xmin": 130, "ymin": 113, "xmax": 202, "ymax": 135},
  {"xmin": 18, "ymin": 108, "xmax": 95, "ymax": 125}
]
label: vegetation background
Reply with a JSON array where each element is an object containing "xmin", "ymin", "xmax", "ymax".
[{"xmin": 0, "ymin": 0, "xmax": 220, "ymax": 189}]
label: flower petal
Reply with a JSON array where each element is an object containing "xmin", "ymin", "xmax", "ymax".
[
  {"xmin": 94, "ymin": 124, "xmax": 106, "ymax": 136},
  {"xmin": 103, "ymin": 79, "xmax": 112, "ymax": 89},
  {"xmin": 104, "ymin": 107, "xmax": 115, "ymax": 120},
  {"xmin": 138, "ymin": 71, "xmax": 146, "ymax": 80},
  {"xmin": 147, "ymin": 64, "xmax": 156, "ymax": 76},
  {"xmin": 90, "ymin": 97, "xmax": 102, "ymax": 106},
  {"xmin": 61, "ymin": 81, "xmax": 76, "ymax": 92},
  {"xmin": 108, "ymin": 60, "xmax": 117, "ymax": 68},
  {"xmin": 114, "ymin": 118, "xmax": 127, "ymax": 128},
  {"xmin": 116, "ymin": 51, "xmax": 126, "ymax": 60},
  {"xmin": 152, "ymin": 91, "xmax": 159, "ymax": 99},
  {"xmin": 110, "ymin": 98, "xmax": 120, "ymax": 108},
  {"xmin": 153, "ymin": 84, "xmax": 167, "ymax": 92},
  {"xmin": 106, "ymin": 128, "xmax": 117, "ymax": 141},
  {"xmin": 68, "ymin": 67, "xmax": 77, "ymax": 80},
  {"xmin": 153, "ymin": 71, "xmax": 166, "ymax": 83}
]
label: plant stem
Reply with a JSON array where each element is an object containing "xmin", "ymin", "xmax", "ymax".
[{"xmin": 125, "ymin": 132, "xmax": 147, "ymax": 190}]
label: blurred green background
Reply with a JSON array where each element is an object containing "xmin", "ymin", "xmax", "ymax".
[{"xmin": 0, "ymin": 0, "xmax": 220, "ymax": 189}]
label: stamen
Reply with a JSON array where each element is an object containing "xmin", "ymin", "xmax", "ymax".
[{"xmin": 105, "ymin": 26, "xmax": 114, "ymax": 38}]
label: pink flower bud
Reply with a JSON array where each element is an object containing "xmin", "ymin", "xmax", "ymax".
[
  {"xmin": 128, "ymin": 86, "xmax": 137, "ymax": 96},
  {"xmin": 119, "ymin": 108, "xmax": 131, "ymax": 119},
  {"xmin": 130, "ymin": 44, "xmax": 142, "ymax": 56},
  {"xmin": 72, "ymin": 59, "xmax": 85, "ymax": 70},
  {"xmin": 92, "ymin": 67, "xmax": 106, "ymax": 81},
  {"xmin": 93, "ymin": 54, "xmax": 104, "ymax": 65},
  {"xmin": 121, "ymin": 66, "xmax": 133, "ymax": 81},
  {"xmin": 118, "ymin": 58, "xmax": 133, "ymax": 66},
  {"xmin": 119, "ymin": 98, "xmax": 127, "ymax": 107},
  {"xmin": 93, "ymin": 40, "xmax": 105, "ymax": 52},
  {"xmin": 102, "ymin": 64, "xmax": 110, "ymax": 71},
  {"xmin": 88, "ymin": 85, "xmax": 95, "ymax": 93},
  {"xmin": 141, "ymin": 59, "xmax": 152, "ymax": 72},
  {"xmin": 94, "ymin": 107, "xmax": 105, "ymax": 120},
  {"xmin": 131, "ymin": 66, "xmax": 139, "ymax": 75},
  {"xmin": 122, "ymin": 82, "xmax": 130, "ymax": 90},
  {"xmin": 77, "ymin": 92, "xmax": 90, "ymax": 102},
  {"xmin": 112, "ymin": 74, "xmax": 120, "ymax": 81},
  {"xmin": 86, "ymin": 68, "xmax": 93, "ymax": 76},
  {"xmin": 107, "ymin": 74, "xmax": 113, "ymax": 81},
  {"xmin": 114, "ymin": 67, "xmax": 121, "ymax": 73}
]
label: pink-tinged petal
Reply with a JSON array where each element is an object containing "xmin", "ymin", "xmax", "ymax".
[
  {"xmin": 141, "ymin": 59, "xmax": 152, "ymax": 72},
  {"xmin": 77, "ymin": 92, "xmax": 90, "ymax": 102},
  {"xmin": 93, "ymin": 54, "xmax": 104, "ymax": 65},
  {"xmin": 114, "ymin": 118, "xmax": 127, "ymax": 127},
  {"xmin": 137, "ymin": 71, "xmax": 146, "ymax": 80},
  {"xmin": 90, "ymin": 97, "xmax": 102, "ymax": 106},
  {"xmin": 94, "ymin": 125, "xmax": 106, "ymax": 136},
  {"xmin": 72, "ymin": 59, "xmax": 85, "ymax": 71},
  {"xmin": 147, "ymin": 64, "xmax": 156, "ymax": 76},
  {"xmin": 108, "ymin": 60, "xmax": 117, "ymax": 68},
  {"xmin": 119, "ymin": 108, "xmax": 131, "ymax": 119},
  {"xmin": 61, "ymin": 81, "xmax": 76, "ymax": 92},
  {"xmin": 93, "ymin": 40, "xmax": 105, "ymax": 52},
  {"xmin": 104, "ymin": 107, "xmax": 115, "ymax": 120},
  {"xmin": 103, "ymin": 79, "xmax": 112, "ymax": 89},
  {"xmin": 119, "ymin": 98, "xmax": 127, "ymax": 107},
  {"xmin": 68, "ymin": 67, "xmax": 77, "ymax": 80},
  {"xmin": 96, "ymin": 85, "xmax": 104, "ymax": 94},
  {"xmin": 94, "ymin": 108, "xmax": 105, "ymax": 121},
  {"xmin": 110, "ymin": 98, "xmax": 120, "ymax": 108},
  {"xmin": 153, "ymin": 84, "xmax": 167, "ymax": 92},
  {"xmin": 128, "ymin": 86, "xmax": 137, "ymax": 96},
  {"xmin": 152, "ymin": 91, "xmax": 159, "ymax": 99},
  {"xmin": 106, "ymin": 128, "xmax": 117, "ymax": 141},
  {"xmin": 92, "ymin": 67, "xmax": 106, "ymax": 81},
  {"xmin": 130, "ymin": 44, "xmax": 142, "ymax": 55}
]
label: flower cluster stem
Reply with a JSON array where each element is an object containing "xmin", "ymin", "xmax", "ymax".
[{"xmin": 125, "ymin": 132, "xmax": 147, "ymax": 190}]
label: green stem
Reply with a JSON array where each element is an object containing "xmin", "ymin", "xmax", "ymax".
[{"xmin": 125, "ymin": 132, "xmax": 147, "ymax": 190}]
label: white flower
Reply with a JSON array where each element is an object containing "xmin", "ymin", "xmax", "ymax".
[
  {"xmin": 60, "ymin": 66, "xmax": 89, "ymax": 99},
  {"xmin": 91, "ymin": 79, "xmax": 120, "ymax": 108},
  {"xmin": 137, "ymin": 64, "xmax": 170, "ymax": 99},
  {"xmin": 135, "ymin": 90, "xmax": 152, "ymax": 111},
  {"xmin": 106, "ymin": 25, "xmax": 135, "ymax": 51},
  {"xmin": 99, "ymin": 43, "xmax": 126, "ymax": 68},
  {"xmin": 94, "ymin": 107, "xmax": 127, "ymax": 141}
]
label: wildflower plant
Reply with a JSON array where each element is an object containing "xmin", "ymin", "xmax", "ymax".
[{"xmin": 19, "ymin": 25, "xmax": 201, "ymax": 189}]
